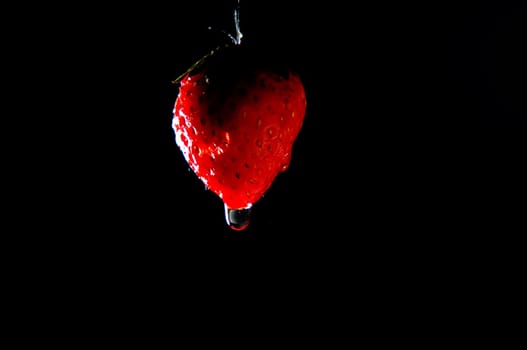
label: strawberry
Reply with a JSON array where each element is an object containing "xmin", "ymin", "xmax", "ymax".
[{"xmin": 172, "ymin": 31, "xmax": 306, "ymax": 231}]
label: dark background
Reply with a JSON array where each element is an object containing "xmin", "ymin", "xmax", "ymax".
[
  {"xmin": 7, "ymin": 0, "xmax": 525, "ymax": 340},
  {"xmin": 123, "ymin": 1, "xmax": 525, "ymax": 236},
  {"xmin": 26, "ymin": 0, "xmax": 525, "ymax": 249}
]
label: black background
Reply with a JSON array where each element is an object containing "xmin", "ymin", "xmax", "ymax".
[
  {"xmin": 119, "ymin": 1, "xmax": 524, "ymax": 236},
  {"xmin": 24, "ymin": 0, "xmax": 525, "ymax": 252},
  {"xmin": 8, "ymin": 0, "xmax": 525, "ymax": 340}
]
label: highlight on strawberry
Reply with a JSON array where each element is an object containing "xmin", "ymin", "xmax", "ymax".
[{"xmin": 172, "ymin": 1, "xmax": 307, "ymax": 231}]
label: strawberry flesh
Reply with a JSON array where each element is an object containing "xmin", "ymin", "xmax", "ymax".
[{"xmin": 173, "ymin": 47, "xmax": 307, "ymax": 209}]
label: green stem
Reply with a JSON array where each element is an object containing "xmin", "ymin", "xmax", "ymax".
[
  {"xmin": 172, "ymin": 1, "xmax": 243, "ymax": 84},
  {"xmin": 172, "ymin": 47, "xmax": 220, "ymax": 85}
]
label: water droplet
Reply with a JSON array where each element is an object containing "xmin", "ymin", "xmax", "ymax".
[{"xmin": 224, "ymin": 204, "xmax": 252, "ymax": 231}]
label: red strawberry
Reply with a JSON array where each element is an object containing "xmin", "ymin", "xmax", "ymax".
[{"xmin": 172, "ymin": 45, "xmax": 306, "ymax": 230}]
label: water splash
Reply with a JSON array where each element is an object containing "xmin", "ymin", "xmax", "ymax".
[
  {"xmin": 233, "ymin": 0, "xmax": 243, "ymax": 45},
  {"xmin": 224, "ymin": 204, "xmax": 252, "ymax": 231}
]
